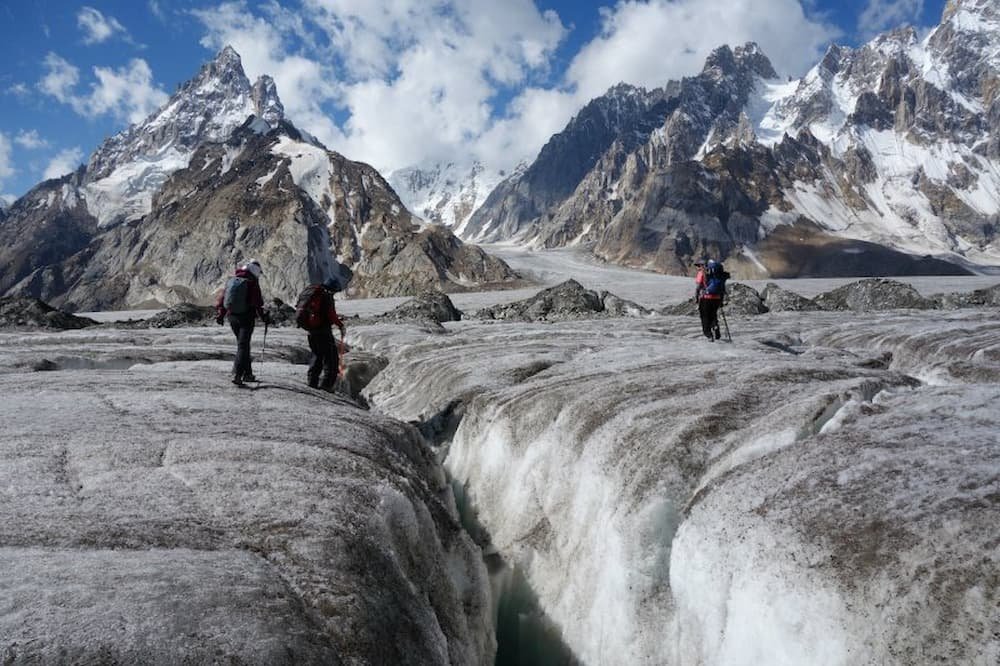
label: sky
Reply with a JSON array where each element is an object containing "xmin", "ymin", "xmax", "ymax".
[{"xmin": 0, "ymin": 0, "xmax": 949, "ymax": 202}]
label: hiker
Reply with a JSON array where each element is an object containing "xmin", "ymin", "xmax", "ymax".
[
  {"xmin": 216, "ymin": 259, "xmax": 271, "ymax": 385},
  {"xmin": 295, "ymin": 277, "xmax": 346, "ymax": 391},
  {"xmin": 695, "ymin": 259, "xmax": 728, "ymax": 341}
]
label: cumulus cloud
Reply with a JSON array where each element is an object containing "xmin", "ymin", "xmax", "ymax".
[
  {"xmin": 78, "ymin": 6, "xmax": 129, "ymax": 45},
  {"xmin": 189, "ymin": 0, "xmax": 837, "ymax": 175},
  {"xmin": 81, "ymin": 60, "xmax": 169, "ymax": 123},
  {"xmin": 857, "ymin": 0, "xmax": 924, "ymax": 39},
  {"xmin": 0, "ymin": 133, "xmax": 15, "ymax": 187},
  {"xmin": 38, "ymin": 53, "xmax": 80, "ymax": 102},
  {"xmin": 14, "ymin": 130, "xmax": 50, "ymax": 150},
  {"xmin": 43, "ymin": 147, "xmax": 85, "ymax": 180},
  {"xmin": 38, "ymin": 54, "xmax": 168, "ymax": 124}
]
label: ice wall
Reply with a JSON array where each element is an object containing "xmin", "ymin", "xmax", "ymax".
[{"xmin": 360, "ymin": 308, "xmax": 1000, "ymax": 664}]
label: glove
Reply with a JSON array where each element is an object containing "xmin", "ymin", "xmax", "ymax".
[
  {"xmin": 216, "ymin": 314, "xmax": 225, "ymax": 326},
  {"xmin": 261, "ymin": 312, "xmax": 272, "ymax": 326},
  {"xmin": 338, "ymin": 324, "xmax": 346, "ymax": 337}
]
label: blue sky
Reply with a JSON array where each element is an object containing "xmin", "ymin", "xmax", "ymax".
[{"xmin": 0, "ymin": 0, "xmax": 948, "ymax": 201}]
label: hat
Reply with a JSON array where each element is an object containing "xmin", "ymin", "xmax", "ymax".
[{"xmin": 243, "ymin": 259, "xmax": 262, "ymax": 278}]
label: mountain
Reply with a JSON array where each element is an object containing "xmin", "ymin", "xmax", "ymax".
[
  {"xmin": 471, "ymin": 0, "xmax": 1000, "ymax": 277},
  {"xmin": 388, "ymin": 161, "xmax": 510, "ymax": 237},
  {"xmin": 0, "ymin": 48, "xmax": 518, "ymax": 310}
]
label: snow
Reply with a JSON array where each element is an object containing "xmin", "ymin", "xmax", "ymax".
[
  {"xmin": 271, "ymin": 136, "xmax": 332, "ymax": 212},
  {"xmin": 82, "ymin": 147, "xmax": 191, "ymax": 227}
]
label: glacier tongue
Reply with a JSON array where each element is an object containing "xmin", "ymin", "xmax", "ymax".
[{"xmin": 359, "ymin": 307, "xmax": 1000, "ymax": 664}]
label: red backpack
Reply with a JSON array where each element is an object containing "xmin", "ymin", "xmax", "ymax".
[{"xmin": 295, "ymin": 285, "xmax": 328, "ymax": 330}]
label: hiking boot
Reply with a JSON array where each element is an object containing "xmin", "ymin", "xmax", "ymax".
[
  {"xmin": 307, "ymin": 377, "xmax": 319, "ymax": 389},
  {"xmin": 232, "ymin": 376, "xmax": 244, "ymax": 386},
  {"xmin": 243, "ymin": 374, "xmax": 258, "ymax": 383},
  {"xmin": 714, "ymin": 327, "xmax": 721, "ymax": 340}
]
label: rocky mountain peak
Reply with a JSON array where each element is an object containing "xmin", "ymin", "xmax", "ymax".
[
  {"xmin": 942, "ymin": 0, "xmax": 998, "ymax": 22},
  {"xmin": 703, "ymin": 43, "xmax": 777, "ymax": 80},
  {"xmin": 85, "ymin": 46, "xmax": 284, "ymax": 184},
  {"xmin": 251, "ymin": 75, "xmax": 284, "ymax": 127}
]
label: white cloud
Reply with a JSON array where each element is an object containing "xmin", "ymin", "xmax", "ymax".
[
  {"xmin": 7, "ymin": 83, "xmax": 30, "ymax": 98},
  {"xmin": 190, "ymin": 0, "xmax": 838, "ymax": 176},
  {"xmin": 858, "ymin": 0, "xmax": 924, "ymax": 39},
  {"xmin": 77, "ymin": 6, "xmax": 128, "ymax": 45},
  {"xmin": 148, "ymin": 1, "xmax": 166, "ymax": 21},
  {"xmin": 568, "ymin": 0, "xmax": 839, "ymax": 101},
  {"xmin": 14, "ymin": 130, "xmax": 50, "ymax": 150},
  {"xmin": 0, "ymin": 133, "xmax": 15, "ymax": 187},
  {"xmin": 80, "ymin": 60, "xmax": 169, "ymax": 123},
  {"xmin": 38, "ymin": 54, "xmax": 168, "ymax": 124},
  {"xmin": 38, "ymin": 53, "xmax": 80, "ymax": 102},
  {"xmin": 43, "ymin": 147, "xmax": 85, "ymax": 180}
]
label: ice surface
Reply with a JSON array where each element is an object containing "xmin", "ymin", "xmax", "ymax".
[
  {"xmin": 0, "ymin": 326, "xmax": 495, "ymax": 664},
  {"xmin": 357, "ymin": 293, "xmax": 999, "ymax": 663}
]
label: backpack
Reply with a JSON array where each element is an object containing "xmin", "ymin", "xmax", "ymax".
[
  {"xmin": 295, "ymin": 285, "xmax": 328, "ymax": 330},
  {"xmin": 223, "ymin": 276, "xmax": 251, "ymax": 314},
  {"xmin": 704, "ymin": 262, "xmax": 730, "ymax": 297}
]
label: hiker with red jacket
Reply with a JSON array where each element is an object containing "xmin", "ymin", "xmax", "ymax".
[
  {"xmin": 295, "ymin": 277, "xmax": 346, "ymax": 390},
  {"xmin": 216, "ymin": 259, "xmax": 271, "ymax": 385},
  {"xmin": 694, "ymin": 258, "xmax": 728, "ymax": 341}
]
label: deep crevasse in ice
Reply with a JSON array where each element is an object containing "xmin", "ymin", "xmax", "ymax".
[{"xmin": 360, "ymin": 310, "xmax": 1000, "ymax": 665}]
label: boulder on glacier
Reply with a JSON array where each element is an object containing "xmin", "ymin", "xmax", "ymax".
[
  {"xmin": 384, "ymin": 290, "xmax": 463, "ymax": 323},
  {"xmin": 475, "ymin": 280, "xmax": 650, "ymax": 322},
  {"xmin": 814, "ymin": 278, "xmax": 937, "ymax": 311},
  {"xmin": 761, "ymin": 283, "xmax": 821, "ymax": 312},
  {"xmin": 144, "ymin": 302, "xmax": 217, "ymax": 328},
  {"xmin": 932, "ymin": 282, "xmax": 1000, "ymax": 309},
  {"xmin": 475, "ymin": 280, "xmax": 603, "ymax": 321},
  {"xmin": 0, "ymin": 296, "xmax": 97, "ymax": 330},
  {"xmin": 0, "ymin": 328, "xmax": 495, "ymax": 664}
]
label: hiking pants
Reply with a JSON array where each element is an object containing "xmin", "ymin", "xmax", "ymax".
[
  {"xmin": 699, "ymin": 298, "xmax": 722, "ymax": 339},
  {"xmin": 307, "ymin": 328, "xmax": 338, "ymax": 389},
  {"xmin": 229, "ymin": 313, "xmax": 255, "ymax": 379}
]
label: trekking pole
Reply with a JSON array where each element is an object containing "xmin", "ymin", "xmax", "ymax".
[
  {"xmin": 720, "ymin": 306, "xmax": 731, "ymax": 342},
  {"xmin": 259, "ymin": 321, "xmax": 268, "ymax": 381},
  {"xmin": 337, "ymin": 330, "xmax": 346, "ymax": 377}
]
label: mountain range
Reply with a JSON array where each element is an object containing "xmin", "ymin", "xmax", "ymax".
[
  {"xmin": 0, "ymin": 47, "xmax": 516, "ymax": 311},
  {"xmin": 466, "ymin": 0, "xmax": 1000, "ymax": 277}
]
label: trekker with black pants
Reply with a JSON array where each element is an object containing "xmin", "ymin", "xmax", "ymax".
[
  {"xmin": 295, "ymin": 277, "xmax": 346, "ymax": 391},
  {"xmin": 695, "ymin": 259, "xmax": 727, "ymax": 341},
  {"xmin": 216, "ymin": 259, "xmax": 271, "ymax": 385}
]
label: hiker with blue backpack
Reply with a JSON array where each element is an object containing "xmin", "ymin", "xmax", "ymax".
[
  {"xmin": 216, "ymin": 259, "xmax": 272, "ymax": 385},
  {"xmin": 695, "ymin": 259, "xmax": 730, "ymax": 341}
]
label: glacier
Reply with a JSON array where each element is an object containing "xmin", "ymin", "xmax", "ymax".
[{"xmin": 2, "ymin": 254, "xmax": 998, "ymax": 663}]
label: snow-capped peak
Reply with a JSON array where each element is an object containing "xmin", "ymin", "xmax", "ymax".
[{"xmin": 81, "ymin": 46, "xmax": 286, "ymax": 227}]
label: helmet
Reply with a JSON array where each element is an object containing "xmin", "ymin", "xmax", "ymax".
[
  {"xmin": 705, "ymin": 259, "xmax": 717, "ymax": 269},
  {"xmin": 323, "ymin": 276, "xmax": 341, "ymax": 292},
  {"xmin": 243, "ymin": 259, "xmax": 262, "ymax": 278}
]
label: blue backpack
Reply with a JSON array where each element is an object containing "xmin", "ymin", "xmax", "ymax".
[
  {"xmin": 223, "ymin": 276, "xmax": 251, "ymax": 314},
  {"xmin": 704, "ymin": 262, "xmax": 729, "ymax": 297}
]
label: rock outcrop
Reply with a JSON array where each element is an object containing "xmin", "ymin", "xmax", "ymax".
[
  {"xmin": 814, "ymin": 278, "xmax": 937, "ymax": 311},
  {"xmin": 474, "ymin": 280, "xmax": 647, "ymax": 322},
  {"xmin": 384, "ymin": 291, "xmax": 464, "ymax": 323},
  {"xmin": 0, "ymin": 296, "xmax": 97, "ymax": 330}
]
